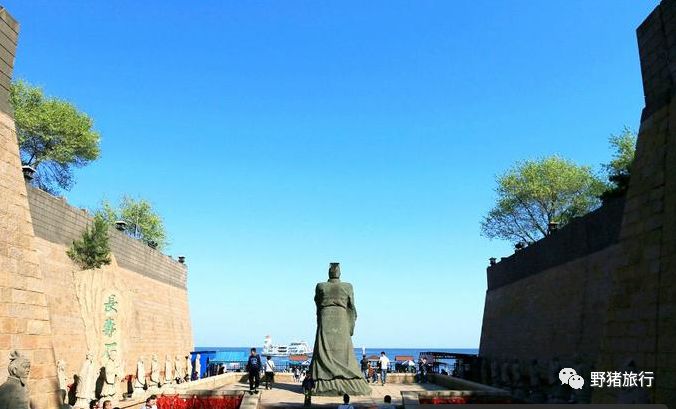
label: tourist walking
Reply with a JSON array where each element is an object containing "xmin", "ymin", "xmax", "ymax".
[
  {"xmin": 360, "ymin": 355, "xmax": 369, "ymax": 381},
  {"xmin": 418, "ymin": 357, "xmax": 428, "ymax": 383},
  {"xmin": 264, "ymin": 356, "xmax": 275, "ymax": 390},
  {"xmin": 246, "ymin": 347, "xmax": 262, "ymax": 394},
  {"xmin": 379, "ymin": 352, "xmax": 390, "ymax": 386},
  {"xmin": 302, "ymin": 373, "xmax": 315, "ymax": 407},
  {"xmin": 337, "ymin": 394, "xmax": 355, "ymax": 409}
]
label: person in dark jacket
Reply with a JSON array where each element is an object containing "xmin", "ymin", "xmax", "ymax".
[
  {"xmin": 360, "ymin": 355, "xmax": 369, "ymax": 381},
  {"xmin": 302, "ymin": 373, "xmax": 315, "ymax": 407},
  {"xmin": 245, "ymin": 348, "xmax": 262, "ymax": 394}
]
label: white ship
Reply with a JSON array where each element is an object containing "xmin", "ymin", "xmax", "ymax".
[{"xmin": 263, "ymin": 335, "xmax": 311, "ymax": 356}]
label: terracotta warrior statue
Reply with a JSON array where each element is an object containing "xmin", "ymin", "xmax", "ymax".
[
  {"xmin": 0, "ymin": 351, "xmax": 32, "ymax": 409},
  {"xmin": 134, "ymin": 357, "xmax": 146, "ymax": 390},
  {"xmin": 309, "ymin": 263, "xmax": 371, "ymax": 396},
  {"xmin": 100, "ymin": 350, "xmax": 121, "ymax": 400},
  {"xmin": 164, "ymin": 355, "xmax": 173, "ymax": 384},
  {"xmin": 185, "ymin": 355, "xmax": 192, "ymax": 382},
  {"xmin": 149, "ymin": 354, "xmax": 160, "ymax": 387},
  {"xmin": 194, "ymin": 354, "xmax": 201, "ymax": 380},
  {"xmin": 75, "ymin": 352, "xmax": 96, "ymax": 408},
  {"xmin": 174, "ymin": 355, "xmax": 184, "ymax": 383}
]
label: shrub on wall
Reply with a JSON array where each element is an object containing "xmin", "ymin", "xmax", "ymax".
[{"xmin": 67, "ymin": 214, "xmax": 111, "ymax": 269}]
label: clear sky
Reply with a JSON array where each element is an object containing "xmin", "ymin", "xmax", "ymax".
[{"xmin": 7, "ymin": 1, "xmax": 659, "ymax": 348}]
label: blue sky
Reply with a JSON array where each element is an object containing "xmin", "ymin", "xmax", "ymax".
[{"xmin": 7, "ymin": 1, "xmax": 659, "ymax": 348}]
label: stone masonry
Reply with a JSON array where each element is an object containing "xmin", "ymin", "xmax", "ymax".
[
  {"xmin": 0, "ymin": 9, "xmax": 59, "ymax": 408},
  {"xmin": 596, "ymin": 0, "xmax": 676, "ymax": 403},
  {"xmin": 480, "ymin": 1, "xmax": 676, "ymax": 405},
  {"xmin": 0, "ymin": 8, "xmax": 194, "ymax": 408}
]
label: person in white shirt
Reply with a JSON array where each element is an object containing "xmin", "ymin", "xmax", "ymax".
[
  {"xmin": 264, "ymin": 356, "xmax": 276, "ymax": 390},
  {"xmin": 378, "ymin": 352, "xmax": 390, "ymax": 386},
  {"xmin": 337, "ymin": 393, "xmax": 354, "ymax": 409},
  {"xmin": 139, "ymin": 395, "xmax": 158, "ymax": 409}
]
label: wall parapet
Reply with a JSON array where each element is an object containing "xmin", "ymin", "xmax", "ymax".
[
  {"xmin": 486, "ymin": 196, "xmax": 625, "ymax": 291},
  {"xmin": 26, "ymin": 186, "xmax": 188, "ymax": 289}
]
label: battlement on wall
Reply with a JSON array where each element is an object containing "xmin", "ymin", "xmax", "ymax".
[
  {"xmin": 27, "ymin": 186, "xmax": 188, "ymax": 289},
  {"xmin": 487, "ymin": 197, "xmax": 626, "ymax": 290}
]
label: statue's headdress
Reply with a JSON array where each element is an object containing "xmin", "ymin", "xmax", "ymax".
[
  {"xmin": 329, "ymin": 262, "xmax": 341, "ymax": 279},
  {"xmin": 8, "ymin": 350, "xmax": 30, "ymax": 384}
]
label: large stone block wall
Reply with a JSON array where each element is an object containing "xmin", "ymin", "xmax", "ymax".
[
  {"xmin": 27, "ymin": 187, "xmax": 188, "ymax": 289},
  {"xmin": 0, "ymin": 8, "xmax": 194, "ymax": 407},
  {"xmin": 480, "ymin": 243, "xmax": 621, "ymax": 363},
  {"xmin": 596, "ymin": 0, "xmax": 676, "ymax": 403},
  {"xmin": 480, "ymin": 0, "xmax": 676, "ymax": 405},
  {"xmin": 0, "ymin": 9, "xmax": 59, "ymax": 409},
  {"xmin": 26, "ymin": 183, "xmax": 194, "ymax": 402},
  {"xmin": 33, "ymin": 234, "xmax": 193, "ymax": 400}
]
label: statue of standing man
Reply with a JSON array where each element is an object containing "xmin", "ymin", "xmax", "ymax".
[{"xmin": 309, "ymin": 263, "xmax": 371, "ymax": 396}]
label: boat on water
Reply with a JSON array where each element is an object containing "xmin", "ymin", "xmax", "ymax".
[{"xmin": 263, "ymin": 335, "xmax": 311, "ymax": 356}]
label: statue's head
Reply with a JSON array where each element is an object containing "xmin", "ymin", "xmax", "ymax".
[
  {"xmin": 328, "ymin": 263, "xmax": 341, "ymax": 279},
  {"xmin": 8, "ymin": 351, "xmax": 31, "ymax": 385},
  {"xmin": 152, "ymin": 354, "xmax": 157, "ymax": 361}
]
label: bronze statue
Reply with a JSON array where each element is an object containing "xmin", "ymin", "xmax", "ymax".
[
  {"xmin": 309, "ymin": 263, "xmax": 371, "ymax": 396},
  {"xmin": 0, "ymin": 351, "xmax": 31, "ymax": 409}
]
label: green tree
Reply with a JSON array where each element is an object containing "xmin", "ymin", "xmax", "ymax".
[
  {"xmin": 481, "ymin": 156, "xmax": 605, "ymax": 244},
  {"xmin": 10, "ymin": 80, "xmax": 100, "ymax": 193},
  {"xmin": 601, "ymin": 127, "xmax": 637, "ymax": 200},
  {"xmin": 97, "ymin": 196, "xmax": 167, "ymax": 250},
  {"xmin": 67, "ymin": 214, "xmax": 111, "ymax": 270}
]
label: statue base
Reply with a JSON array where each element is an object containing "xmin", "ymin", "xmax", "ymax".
[{"xmin": 313, "ymin": 378, "xmax": 372, "ymax": 396}]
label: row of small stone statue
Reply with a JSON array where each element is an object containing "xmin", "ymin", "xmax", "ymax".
[
  {"xmin": 479, "ymin": 357, "xmax": 592, "ymax": 404},
  {"xmin": 58, "ymin": 352, "xmax": 201, "ymax": 408}
]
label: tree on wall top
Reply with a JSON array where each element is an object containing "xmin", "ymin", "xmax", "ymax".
[
  {"xmin": 97, "ymin": 196, "xmax": 168, "ymax": 250},
  {"xmin": 481, "ymin": 156, "xmax": 605, "ymax": 245},
  {"xmin": 10, "ymin": 80, "xmax": 101, "ymax": 194},
  {"xmin": 600, "ymin": 127, "xmax": 637, "ymax": 201}
]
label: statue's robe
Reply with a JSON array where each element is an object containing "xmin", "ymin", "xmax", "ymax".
[
  {"xmin": 135, "ymin": 361, "xmax": 146, "ymax": 389},
  {"xmin": 309, "ymin": 280, "xmax": 371, "ymax": 396},
  {"xmin": 164, "ymin": 360, "xmax": 173, "ymax": 383},
  {"xmin": 101, "ymin": 360, "xmax": 119, "ymax": 398},
  {"xmin": 149, "ymin": 360, "xmax": 160, "ymax": 386},
  {"xmin": 76, "ymin": 359, "xmax": 95, "ymax": 405},
  {"xmin": 0, "ymin": 377, "xmax": 30, "ymax": 409},
  {"xmin": 185, "ymin": 358, "xmax": 192, "ymax": 381}
]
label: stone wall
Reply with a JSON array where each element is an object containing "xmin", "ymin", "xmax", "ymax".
[
  {"xmin": 27, "ymin": 186, "xmax": 194, "ymax": 404},
  {"xmin": 0, "ymin": 8, "xmax": 194, "ymax": 407},
  {"xmin": 28, "ymin": 187, "xmax": 187, "ymax": 289},
  {"xmin": 0, "ymin": 9, "xmax": 59, "ymax": 409},
  {"xmin": 596, "ymin": 0, "xmax": 676, "ymax": 403},
  {"xmin": 480, "ymin": 242, "xmax": 621, "ymax": 363},
  {"xmin": 486, "ymin": 197, "xmax": 625, "ymax": 291},
  {"xmin": 480, "ymin": 0, "xmax": 676, "ymax": 405}
]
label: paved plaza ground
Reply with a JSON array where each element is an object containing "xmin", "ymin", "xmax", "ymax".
[{"xmin": 221, "ymin": 380, "xmax": 444, "ymax": 408}]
